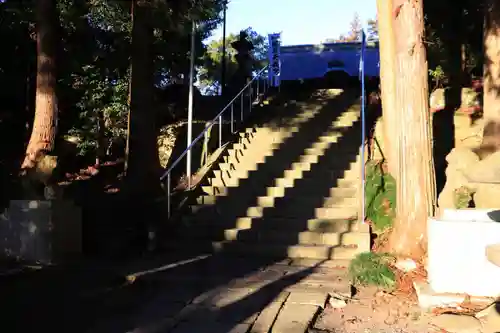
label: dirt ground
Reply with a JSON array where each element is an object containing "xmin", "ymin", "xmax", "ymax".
[{"xmin": 313, "ymin": 286, "xmax": 433, "ymax": 333}]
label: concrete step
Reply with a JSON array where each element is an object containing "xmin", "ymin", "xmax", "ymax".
[
  {"xmin": 271, "ymin": 116, "xmax": 360, "ymax": 136},
  {"xmin": 167, "ymin": 241, "xmax": 363, "ymax": 260},
  {"xmin": 190, "ymin": 201, "xmax": 358, "ymax": 220},
  {"xmin": 273, "ymin": 176, "xmax": 359, "ymax": 191},
  {"xmin": 195, "ymin": 194, "xmax": 359, "ymax": 208},
  {"xmin": 228, "ymin": 142, "xmax": 249, "ymax": 151},
  {"xmin": 233, "ymin": 132, "xmax": 257, "ymax": 145},
  {"xmin": 266, "ymin": 205, "xmax": 358, "ymax": 220},
  {"xmin": 213, "ymin": 160, "xmax": 360, "ymax": 181},
  {"xmin": 177, "ymin": 227, "xmax": 367, "ymax": 247},
  {"xmin": 182, "ymin": 215, "xmax": 368, "ymax": 234},
  {"xmin": 209, "ymin": 166, "xmax": 361, "ymax": 188},
  {"xmin": 219, "ymin": 148, "xmax": 362, "ymax": 171},
  {"xmin": 219, "ymin": 148, "xmax": 361, "ymax": 170},
  {"xmin": 220, "ymin": 132, "xmax": 361, "ymax": 169},
  {"xmin": 200, "ymin": 184, "xmax": 358, "ymax": 197}
]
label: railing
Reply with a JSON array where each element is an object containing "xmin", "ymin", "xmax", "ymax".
[{"xmin": 160, "ymin": 65, "xmax": 270, "ymax": 218}]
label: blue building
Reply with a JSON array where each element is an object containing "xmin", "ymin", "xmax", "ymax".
[{"xmin": 279, "ymin": 42, "xmax": 380, "ymax": 82}]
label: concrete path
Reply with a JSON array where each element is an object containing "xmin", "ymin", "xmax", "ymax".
[{"xmin": 85, "ymin": 255, "xmax": 352, "ymax": 333}]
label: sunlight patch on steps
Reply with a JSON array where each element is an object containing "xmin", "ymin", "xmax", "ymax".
[
  {"xmin": 204, "ymin": 104, "xmax": 364, "ymax": 213},
  {"xmin": 214, "ymin": 128, "xmax": 360, "ymax": 223}
]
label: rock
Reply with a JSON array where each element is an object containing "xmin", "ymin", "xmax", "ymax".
[
  {"xmin": 395, "ymin": 258, "xmax": 417, "ymax": 272},
  {"xmin": 157, "ymin": 125, "xmax": 178, "ymax": 168},
  {"xmin": 328, "ymin": 296, "xmax": 347, "ymax": 309},
  {"xmin": 474, "ymin": 184, "xmax": 500, "ymax": 208},
  {"xmin": 465, "ymin": 151, "xmax": 500, "ymax": 185},
  {"xmin": 481, "ymin": 302, "xmax": 500, "ymax": 333},
  {"xmin": 430, "ymin": 87, "xmax": 481, "ymax": 112},
  {"xmin": 438, "ymin": 148, "xmax": 480, "ymax": 209},
  {"xmin": 446, "ymin": 147, "xmax": 481, "ymax": 169},
  {"xmin": 476, "ymin": 302, "xmax": 497, "ymax": 318},
  {"xmin": 430, "ymin": 314, "xmax": 482, "ymax": 333}
]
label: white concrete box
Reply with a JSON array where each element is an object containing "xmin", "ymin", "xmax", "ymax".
[
  {"xmin": 0, "ymin": 200, "xmax": 82, "ymax": 264},
  {"xmin": 428, "ymin": 208, "xmax": 500, "ymax": 297}
]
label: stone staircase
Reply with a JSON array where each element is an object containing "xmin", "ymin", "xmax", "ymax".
[{"xmin": 167, "ymin": 89, "xmax": 370, "ymax": 261}]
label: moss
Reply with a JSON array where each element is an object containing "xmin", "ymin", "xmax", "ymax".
[
  {"xmin": 454, "ymin": 186, "xmax": 473, "ymax": 208},
  {"xmin": 365, "ymin": 160, "xmax": 396, "ymax": 234}
]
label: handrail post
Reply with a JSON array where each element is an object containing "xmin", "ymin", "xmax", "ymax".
[
  {"xmin": 230, "ymin": 104, "xmax": 234, "ymax": 133},
  {"xmin": 218, "ymin": 115, "xmax": 222, "ymax": 148},
  {"xmin": 249, "ymin": 86, "xmax": 252, "ymax": 113},
  {"xmin": 167, "ymin": 173, "xmax": 171, "ymax": 218},
  {"xmin": 240, "ymin": 93, "xmax": 244, "ymax": 122}
]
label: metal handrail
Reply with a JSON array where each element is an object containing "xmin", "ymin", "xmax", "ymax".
[
  {"xmin": 161, "ymin": 65, "xmax": 270, "ymax": 217},
  {"xmin": 160, "ymin": 65, "xmax": 269, "ymax": 181}
]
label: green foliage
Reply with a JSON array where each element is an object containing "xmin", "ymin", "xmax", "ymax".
[
  {"xmin": 424, "ymin": 0, "xmax": 483, "ymax": 81},
  {"xmin": 365, "ymin": 161, "xmax": 396, "ymax": 234},
  {"xmin": 0, "ymin": 0, "xmax": 228, "ymax": 158},
  {"xmin": 69, "ymin": 67, "xmax": 130, "ymax": 156},
  {"xmin": 198, "ymin": 27, "xmax": 268, "ymax": 91},
  {"xmin": 348, "ymin": 252, "xmax": 396, "ymax": 290},
  {"xmin": 367, "ymin": 18, "xmax": 378, "ymax": 41},
  {"xmin": 429, "ymin": 65, "xmax": 446, "ymax": 90}
]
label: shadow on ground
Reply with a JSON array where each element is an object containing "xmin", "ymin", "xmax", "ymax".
[{"xmin": 0, "ymin": 84, "xmax": 378, "ymax": 333}]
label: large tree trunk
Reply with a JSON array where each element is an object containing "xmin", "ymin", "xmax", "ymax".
[
  {"xmin": 376, "ymin": 0, "xmax": 398, "ymax": 176},
  {"xmin": 21, "ymin": 0, "xmax": 59, "ymax": 170},
  {"xmin": 125, "ymin": 0, "xmax": 161, "ymax": 197},
  {"xmin": 482, "ymin": 0, "xmax": 500, "ymax": 151},
  {"xmin": 388, "ymin": 0, "xmax": 437, "ymax": 258}
]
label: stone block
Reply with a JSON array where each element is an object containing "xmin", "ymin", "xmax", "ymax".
[
  {"xmin": 428, "ymin": 209, "xmax": 500, "ymax": 296},
  {"xmin": 250, "ymin": 302, "xmax": 284, "ymax": 333},
  {"xmin": 271, "ymin": 303, "xmax": 320, "ymax": 333},
  {"xmin": 0, "ymin": 200, "xmax": 82, "ymax": 264},
  {"xmin": 414, "ymin": 281, "xmax": 492, "ymax": 310},
  {"xmin": 286, "ymin": 291, "xmax": 329, "ymax": 307},
  {"xmin": 171, "ymin": 320, "xmax": 251, "ymax": 333}
]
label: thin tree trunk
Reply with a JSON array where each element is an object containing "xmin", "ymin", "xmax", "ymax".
[
  {"xmin": 125, "ymin": 0, "xmax": 161, "ymax": 196},
  {"xmin": 482, "ymin": 0, "xmax": 500, "ymax": 150},
  {"xmin": 95, "ymin": 110, "xmax": 106, "ymax": 167},
  {"xmin": 21, "ymin": 0, "xmax": 58, "ymax": 170},
  {"xmin": 388, "ymin": 0, "xmax": 437, "ymax": 258},
  {"xmin": 376, "ymin": 0, "xmax": 398, "ymax": 176}
]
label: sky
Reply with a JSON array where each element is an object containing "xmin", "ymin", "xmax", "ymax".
[{"xmin": 208, "ymin": 0, "xmax": 377, "ymax": 46}]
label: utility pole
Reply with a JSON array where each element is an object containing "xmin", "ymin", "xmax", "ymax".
[
  {"xmin": 220, "ymin": 0, "xmax": 228, "ymax": 97},
  {"xmin": 186, "ymin": 21, "xmax": 196, "ymax": 187}
]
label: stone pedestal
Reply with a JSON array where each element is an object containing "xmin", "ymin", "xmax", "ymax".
[
  {"xmin": 0, "ymin": 200, "xmax": 82, "ymax": 264},
  {"xmin": 428, "ymin": 209, "xmax": 500, "ymax": 297}
]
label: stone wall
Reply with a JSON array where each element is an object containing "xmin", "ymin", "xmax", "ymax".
[{"xmin": 0, "ymin": 200, "xmax": 81, "ymax": 264}]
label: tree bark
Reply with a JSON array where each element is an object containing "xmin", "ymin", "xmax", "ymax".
[
  {"xmin": 388, "ymin": 0, "xmax": 437, "ymax": 258},
  {"xmin": 376, "ymin": 0, "xmax": 398, "ymax": 176},
  {"xmin": 21, "ymin": 0, "xmax": 59, "ymax": 170},
  {"xmin": 125, "ymin": 0, "xmax": 162, "ymax": 197},
  {"xmin": 482, "ymin": 0, "xmax": 500, "ymax": 150}
]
